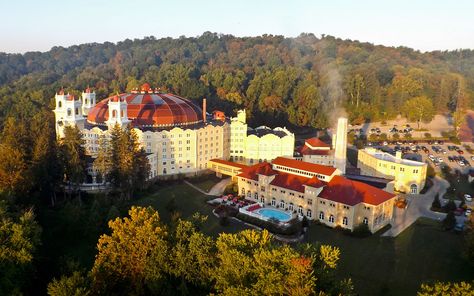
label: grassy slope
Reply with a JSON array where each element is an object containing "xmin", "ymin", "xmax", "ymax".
[
  {"xmin": 37, "ymin": 182, "xmax": 473, "ymax": 295},
  {"xmin": 306, "ymin": 218, "xmax": 474, "ymax": 295}
]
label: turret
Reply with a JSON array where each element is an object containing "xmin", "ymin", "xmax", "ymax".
[
  {"xmin": 82, "ymin": 87, "xmax": 96, "ymax": 115},
  {"xmin": 53, "ymin": 89, "xmax": 85, "ymax": 138},
  {"xmin": 106, "ymin": 94, "xmax": 131, "ymax": 128}
]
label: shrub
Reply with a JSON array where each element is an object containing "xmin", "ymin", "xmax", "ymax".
[
  {"xmin": 404, "ymin": 133, "xmax": 412, "ymax": 140},
  {"xmin": 379, "ymin": 133, "xmax": 388, "ymax": 141},
  {"xmin": 443, "ymin": 200, "xmax": 457, "ymax": 212},
  {"xmin": 442, "ymin": 211, "xmax": 456, "ymax": 230},
  {"xmin": 431, "ymin": 194, "xmax": 442, "ymax": 211},
  {"xmin": 352, "ymin": 223, "xmax": 371, "ymax": 237},
  {"xmin": 424, "ymin": 132, "xmax": 432, "ymax": 139},
  {"xmin": 223, "ymin": 182, "xmax": 238, "ymax": 195},
  {"xmin": 392, "ymin": 133, "xmax": 400, "ymax": 140}
]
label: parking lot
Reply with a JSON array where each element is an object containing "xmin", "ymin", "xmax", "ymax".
[{"xmin": 365, "ymin": 140, "xmax": 474, "ymax": 173}]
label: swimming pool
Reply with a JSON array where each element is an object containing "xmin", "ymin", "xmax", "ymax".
[{"xmin": 256, "ymin": 208, "xmax": 292, "ymax": 222}]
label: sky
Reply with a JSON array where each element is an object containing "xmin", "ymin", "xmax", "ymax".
[{"xmin": 0, "ymin": 0, "xmax": 473, "ymax": 53}]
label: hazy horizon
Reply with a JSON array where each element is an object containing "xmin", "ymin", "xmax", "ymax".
[{"xmin": 1, "ymin": 0, "xmax": 473, "ymax": 54}]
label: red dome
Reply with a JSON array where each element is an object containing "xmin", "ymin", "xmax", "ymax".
[{"xmin": 87, "ymin": 91, "xmax": 203, "ymax": 128}]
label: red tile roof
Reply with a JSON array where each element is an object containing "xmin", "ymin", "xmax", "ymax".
[
  {"xmin": 319, "ymin": 176, "xmax": 395, "ymax": 206},
  {"xmin": 269, "ymin": 173, "xmax": 326, "ymax": 193},
  {"xmin": 237, "ymin": 162, "xmax": 277, "ymax": 181},
  {"xmin": 299, "ymin": 145, "xmax": 331, "ymax": 156},
  {"xmin": 305, "ymin": 137, "xmax": 331, "ymax": 148},
  {"xmin": 272, "ymin": 157, "xmax": 337, "ymax": 176},
  {"xmin": 209, "ymin": 159, "xmax": 248, "ymax": 170}
]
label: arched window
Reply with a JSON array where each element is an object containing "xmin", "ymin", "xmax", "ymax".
[
  {"xmin": 298, "ymin": 206, "xmax": 303, "ymax": 215},
  {"xmin": 306, "ymin": 209, "xmax": 312, "ymax": 218},
  {"xmin": 363, "ymin": 217, "xmax": 368, "ymax": 225},
  {"xmin": 410, "ymin": 184, "xmax": 418, "ymax": 194},
  {"xmin": 254, "ymin": 192, "xmax": 258, "ymax": 200},
  {"xmin": 289, "ymin": 203, "xmax": 294, "ymax": 211},
  {"xmin": 271, "ymin": 198, "xmax": 276, "ymax": 206},
  {"xmin": 112, "ymin": 109, "xmax": 117, "ymax": 118},
  {"xmin": 280, "ymin": 200, "xmax": 285, "ymax": 208},
  {"xmin": 163, "ymin": 168, "xmax": 167, "ymax": 174},
  {"xmin": 75, "ymin": 108, "xmax": 79, "ymax": 115},
  {"xmin": 247, "ymin": 191, "xmax": 251, "ymax": 198},
  {"xmin": 85, "ymin": 98, "xmax": 88, "ymax": 104},
  {"xmin": 343, "ymin": 217, "xmax": 348, "ymax": 226},
  {"xmin": 260, "ymin": 196, "xmax": 265, "ymax": 203},
  {"xmin": 329, "ymin": 215, "xmax": 335, "ymax": 223},
  {"xmin": 319, "ymin": 211, "xmax": 325, "ymax": 220}
]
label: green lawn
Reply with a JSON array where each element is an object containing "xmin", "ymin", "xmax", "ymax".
[
  {"xmin": 185, "ymin": 174, "xmax": 222, "ymax": 193},
  {"xmin": 36, "ymin": 183, "xmax": 473, "ymax": 295},
  {"xmin": 306, "ymin": 218, "xmax": 474, "ymax": 295},
  {"xmin": 131, "ymin": 181, "xmax": 249, "ymax": 237}
]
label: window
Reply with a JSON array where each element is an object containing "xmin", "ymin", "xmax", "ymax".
[
  {"xmin": 254, "ymin": 192, "xmax": 258, "ymax": 200},
  {"xmin": 247, "ymin": 191, "xmax": 251, "ymax": 198},
  {"xmin": 319, "ymin": 211, "xmax": 324, "ymax": 220},
  {"xmin": 280, "ymin": 200, "xmax": 285, "ymax": 208},
  {"xmin": 260, "ymin": 196, "xmax": 265, "ymax": 203},
  {"xmin": 241, "ymin": 188, "xmax": 245, "ymax": 195},
  {"xmin": 58, "ymin": 101, "xmax": 62, "ymax": 108},
  {"xmin": 343, "ymin": 217, "xmax": 348, "ymax": 225},
  {"xmin": 307, "ymin": 199, "xmax": 312, "ymax": 206},
  {"xmin": 410, "ymin": 184, "xmax": 418, "ymax": 194},
  {"xmin": 329, "ymin": 215, "xmax": 335, "ymax": 223},
  {"xmin": 306, "ymin": 209, "xmax": 312, "ymax": 218},
  {"xmin": 289, "ymin": 203, "xmax": 294, "ymax": 211},
  {"xmin": 67, "ymin": 108, "xmax": 72, "ymax": 116},
  {"xmin": 298, "ymin": 206, "xmax": 303, "ymax": 215},
  {"xmin": 363, "ymin": 217, "xmax": 368, "ymax": 225},
  {"xmin": 271, "ymin": 198, "xmax": 276, "ymax": 206}
]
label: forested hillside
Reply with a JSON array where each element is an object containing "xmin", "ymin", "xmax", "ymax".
[{"xmin": 0, "ymin": 32, "xmax": 473, "ymax": 128}]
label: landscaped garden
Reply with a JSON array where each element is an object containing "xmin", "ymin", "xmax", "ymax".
[{"xmin": 37, "ymin": 181, "xmax": 474, "ymax": 295}]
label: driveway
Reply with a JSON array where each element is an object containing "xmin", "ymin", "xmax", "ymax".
[
  {"xmin": 382, "ymin": 176, "xmax": 450, "ymax": 237},
  {"xmin": 208, "ymin": 178, "xmax": 232, "ymax": 196}
]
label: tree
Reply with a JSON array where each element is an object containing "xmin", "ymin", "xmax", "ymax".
[
  {"xmin": 47, "ymin": 271, "xmax": 91, "ymax": 296},
  {"xmin": 402, "ymin": 96, "xmax": 435, "ymax": 129},
  {"xmin": 95, "ymin": 125, "xmax": 150, "ymax": 199},
  {"xmin": 58, "ymin": 126, "xmax": 86, "ymax": 198},
  {"xmin": 91, "ymin": 206, "xmax": 169, "ymax": 294},
  {"xmin": 0, "ymin": 202, "xmax": 42, "ymax": 294},
  {"xmin": 418, "ymin": 281, "xmax": 473, "ymax": 296},
  {"xmin": 442, "ymin": 211, "xmax": 456, "ymax": 230},
  {"xmin": 392, "ymin": 133, "xmax": 400, "ymax": 140},
  {"xmin": 431, "ymin": 194, "xmax": 441, "ymax": 210}
]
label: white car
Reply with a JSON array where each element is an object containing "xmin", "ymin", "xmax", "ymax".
[
  {"xmin": 466, "ymin": 209, "xmax": 472, "ymax": 217},
  {"xmin": 437, "ymin": 157, "xmax": 443, "ymax": 163},
  {"xmin": 465, "ymin": 194, "xmax": 472, "ymax": 202},
  {"xmin": 459, "ymin": 161, "xmax": 465, "ymax": 166}
]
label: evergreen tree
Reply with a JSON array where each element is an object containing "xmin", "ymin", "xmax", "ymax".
[{"xmin": 58, "ymin": 126, "xmax": 86, "ymax": 198}]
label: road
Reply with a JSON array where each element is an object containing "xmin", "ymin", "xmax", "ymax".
[{"xmin": 382, "ymin": 176, "xmax": 450, "ymax": 237}]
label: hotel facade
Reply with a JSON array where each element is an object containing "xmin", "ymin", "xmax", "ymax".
[{"xmin": 237, "ymin": 157, "xmax": 396, "ymax": 233}]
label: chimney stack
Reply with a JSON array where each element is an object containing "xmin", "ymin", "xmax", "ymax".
[
  {"xmin": 202, "ymin": 98, "xmax": 207, "ymax": 123},
  {"xmin": 334, "ymin": 117, "xmax": 348, "ymax": 174}
]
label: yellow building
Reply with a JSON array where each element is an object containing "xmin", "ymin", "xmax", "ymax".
[
  {"xmin": 237, "ymin": 157, "xmax": 396, "ymax": 233},
  {"xmin": 230, "ymin": 109, "xmax": 294, "ymax": 164},
  {"xmin": 357, "ymin": 148, "xmax": 427, "ymax": 194}
]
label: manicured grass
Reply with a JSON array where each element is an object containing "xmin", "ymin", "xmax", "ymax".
[
  {"xmin": 131, "ymin": 181, "xmax": 249, "ymax": 237},
  {"xmin": 185, "ymin": 174, "xmax": 222, "ymax": 193},
  {"xmin": 306, "ymin": 218, "xmax": 474, "ymax": 295}
]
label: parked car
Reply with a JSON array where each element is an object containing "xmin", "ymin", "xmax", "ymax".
[
  {"xmin": 465, "ymin": 194, "xmax": 472, "ymax": 202},
  {"xmin": 459, "ymin": 161, "xmax": 465, "ymax": 167},
  {"xmin": 457, "ymin": 150, "xmax": 464, "ymax": 154},
  {"xmin": 465, "ymin": 209, "xmax": 472, "ymax": 217}
]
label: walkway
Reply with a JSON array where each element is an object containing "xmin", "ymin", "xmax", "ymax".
[
  {"xmin": 184, "ymin": 177, "xmax": 232, "ymax": 196},
  {"xmin": 382, "ymin": 176, "xmax": 450, "ymax": 237}
]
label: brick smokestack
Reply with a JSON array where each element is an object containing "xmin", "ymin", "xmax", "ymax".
[{"xmin": 202, "ymin": 98, "xmax": 207, "ymax": 123}]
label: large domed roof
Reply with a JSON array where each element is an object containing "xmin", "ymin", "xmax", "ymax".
[{"xmin": 87, "ymin": 84, "xmax": 203, "ymax": 128}]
